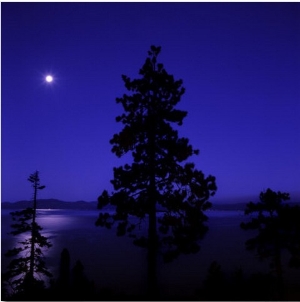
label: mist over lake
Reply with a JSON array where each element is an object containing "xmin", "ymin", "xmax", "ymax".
[{"xmin": 2, "ymin": 209, "xmax": 300, "ymax": 297}]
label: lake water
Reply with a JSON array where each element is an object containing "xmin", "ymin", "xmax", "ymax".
[{"xmin": 2, "ymin": 209, "xmax": 299, "ymax": 297}]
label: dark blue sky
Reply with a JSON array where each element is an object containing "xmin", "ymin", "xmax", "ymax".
[{"xmin": 2, "ymin": 2, "xmax": 300, "ymax": 202}]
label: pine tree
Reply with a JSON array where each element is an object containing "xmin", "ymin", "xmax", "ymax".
[
  {"xmin": 96, "ymin": 46, "xmax": 217, "ymax": 297},
  {"xmin": 3, "ymin": 171, "xmax": 52, "ymax": 298},
  {"xmin": 56, "ymin": 248, "xmax": 71, "ymax": 298},
  {"xmin": 70, "ymin": 260, "xmax": 95, "ymax": 300},
  {"xmin": 241, "ymin": 188, "xmax": 300, "ymax": 299}
]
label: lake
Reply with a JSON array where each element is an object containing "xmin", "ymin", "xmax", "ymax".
[{"xmin": 2, "ymin": 209, "xmax": 299, "ymax": 297}]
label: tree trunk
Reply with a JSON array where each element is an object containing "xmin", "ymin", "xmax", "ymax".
[
  {"xmin": 275, "ymin": 250, "xmax": 285, "ymax": 300},
  {"xmin": 148, "ymin": 178, "xmax": 157, "ymax": 298},
  {"xmin": 29, "ymin": 176, "xmax": 38, "ymax": 288},
  {"xmin": 147, "ymin": 112, "xmax": 158, "ymax": 299}
]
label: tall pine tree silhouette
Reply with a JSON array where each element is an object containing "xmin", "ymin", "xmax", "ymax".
[
  {"xmin": 3, "ymin": 171, "xmax": 52, "ymax": 299},
  {"xmin": 96, "ymin": 46, "xmax": 217, "ymax": 298}
]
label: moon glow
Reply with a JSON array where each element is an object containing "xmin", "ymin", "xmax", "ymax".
[{"xmin": 45, "ymin": 75, "xmax": 53, "ymax": 83}]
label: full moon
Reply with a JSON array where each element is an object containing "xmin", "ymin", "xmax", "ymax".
[{"xmin": 45, "ymin": 75, "xmax": 53, "ymax": 83}]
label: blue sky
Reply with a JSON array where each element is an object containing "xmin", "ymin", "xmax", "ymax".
[{"xmin": 1, "ymin": 2, "xmax": 300, "ymax": 202}]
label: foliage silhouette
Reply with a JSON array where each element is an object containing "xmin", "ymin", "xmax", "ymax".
[
  {"xmin": 201, "ymin": 261, "xmax": 227, "ymax": 300},
  {"xmin": 48, "ymin": 248, "xmax": 95, "ymax": 301},
  {"xmin": 241, "ymin": 188, "xmax": 300, "ymax": 299},
  {"xmin": 3, "ymin": 171, "xmax": 52, "ymax": 299},
  {"xmin": 71, "ymin": 260, "xmax": 95, "ymax": 300},
  {"xmin": 197, "ymin": 261, "xmax": 277, "ymax": 301},
  {"xmin": 96, "ymin": 45, "xmax": 217, "ymax": 298},
  {"xmin": 53, "ymin": 248, "xmax": 71, "ymax": 299}
]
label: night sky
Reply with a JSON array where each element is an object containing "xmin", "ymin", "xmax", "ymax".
[{"xmin": 2, "ymin": 2, "xmax": 300, "ymax": 203}]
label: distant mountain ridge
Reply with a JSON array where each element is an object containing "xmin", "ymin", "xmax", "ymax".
[
  {"xmin": 2, "ymin": 199, "xmax": 247, "ymax": 211},
  {"xmin": 2, "ymin": 198, "xmax": 299, "ymax": 211},
  {"xmin": 1, "ymin": 199, "xmax": 98, "ymax": 210}
]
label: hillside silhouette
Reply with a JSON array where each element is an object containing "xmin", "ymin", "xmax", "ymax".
[{"xmin": 1, "ymin": 199, "xmax": 98, "ymax": 210}]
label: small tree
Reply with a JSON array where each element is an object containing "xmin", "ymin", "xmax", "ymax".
[
  {"xmin": 201, "ymin": 261, "xmax": 227, "ymax": 300},
  {"xmin": 55, "ymin": 248, "xmax": 71, "ymax": 299},
  {"xmin": 241, "ymin": 188, "xmax": 300, "ymax": 299},
  {"xmin": 3, "ymin": 171, "xmax": 52, "ymax": 298},
  {"xmin": 96, "ymin": 46, "xmax": 217, "ymax": 297},
  {"xmin": 70, "ymin": 260, "xmax": 95, "ymax": 300}
]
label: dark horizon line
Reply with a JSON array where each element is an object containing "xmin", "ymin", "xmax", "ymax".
[{"xmin": 2, "ymin": 193, "xmax": 300, "ymax": 205}]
